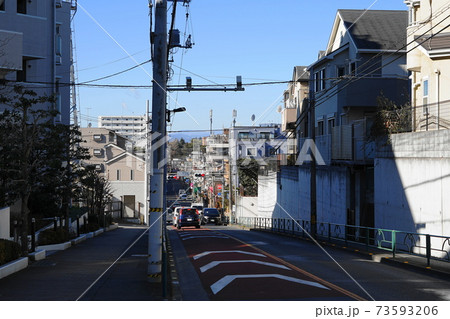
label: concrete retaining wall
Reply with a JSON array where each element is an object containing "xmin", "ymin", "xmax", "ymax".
[{"xmin": 375, "ymin": 131, "xmax": 450, "ymax": 237}]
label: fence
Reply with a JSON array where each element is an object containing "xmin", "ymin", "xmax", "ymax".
[{"xmin": 235, "ymin": 217, "xmax": 450, "ymax": 266}]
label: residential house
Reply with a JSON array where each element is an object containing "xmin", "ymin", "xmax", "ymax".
[
  {"xmin": 276, "ymin": 10, "xmax": 410, "ymax": 229},
  {"xmin": 80, "ymin": 127, "xmax": 147, "ymax": 223},
  {"xmin": 0, "ymin": 0, "xmax": 75, "ymax": 124},
  {"xmin": 405, "ymin": 0, "xmax": 450, "ymax": 131},
  {"xmin": 372, "ymin": 1, "xmax": 450, "ymax": 242},
  {"xmin": 282, "ymin": 66, "xmax": 310, "ymax": 159}
]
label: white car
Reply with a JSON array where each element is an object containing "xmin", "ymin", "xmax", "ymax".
[{"xmin": 172, "ymin": 206, "xmax": 187, "ymax": 227}]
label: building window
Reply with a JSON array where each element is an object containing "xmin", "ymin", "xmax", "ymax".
[
  {"xmin": 130, "ymin": 170, "xmax": 134, "ymax": 181},
  {"xmin": 17, "ymin": 0, "xmax": 26, "ymax": 14},
  {"xmin": 317, "ymin": 120, "xmax": 324, "ymax": 136},
  {"xmin": 116, "ymin": 170, "xmax": 121, "ymax": 181},
  {"xmin": 0, "ymin": 1, "xmax": 5, "ymax": 11},
  {"xmin": 337, "ymin": 66, "xmax": 345, "ymax": 78},
  {"xmin": 350, "ymin": 62, "xmax": 357, "ymax": 75},
  {"xmin": 423, "ymin": 79, "xmax": 429, "ymax": 115},
  {"xmin": 55, "ymin": 24, "xmax": 62, "ymax": 59},
  {"xmin": 328, "ymin": 118, "xmax": 335, "ymax": 134},
  {"xmin": 314, "ymin": 68, "xmax": 326, "ymax": 92}
]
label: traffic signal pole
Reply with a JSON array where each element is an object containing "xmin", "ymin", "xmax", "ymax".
[{"xmin": 148, "ymin": 0, "xmax": 167, "ymax": 282}]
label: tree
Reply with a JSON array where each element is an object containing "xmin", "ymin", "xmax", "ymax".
[
  {"xmin": 369, "ymin": 92, "xmax": 412, "ymax": 142},
  {"xmin": 237, "ymin": 158, "xmax": 259, "ymax": 197},
  {"xmin": 0, "ymin": 85, "xmax": 57, "ymax": 253},
  {"xmin": 79, "ymin": 166, "xmax": 113, "ymax": 224}
]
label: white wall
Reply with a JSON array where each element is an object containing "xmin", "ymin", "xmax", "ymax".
[
  {"xmin": 375, "ymin": 131, "xmax": 450, "ymax": 238},
  {"xmin": 110, "ymin": 181, "xmax": 146, "ymax": 221},
  {"xmin": 0, "ymin": 207, "xmax": 10, "ymax": 239},
  {"xmin": 236, "ymin": 196, "xmax": 258, "ymax": 219},
  {"xmin": 257, "ymin": 172, "xmax": 277, "ymax": 218}
]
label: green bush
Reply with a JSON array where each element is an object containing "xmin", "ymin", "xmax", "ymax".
[
  {"xmin": 80, "ymin": 223, "xmax": 100, "ymax": 233},
  {"xmin": 0, "ymin": 239, "xmax": 22, "ymax": 266},
  {"xmin": 38, "ymin": 228, "xmax": 74, "ymax": 246}
]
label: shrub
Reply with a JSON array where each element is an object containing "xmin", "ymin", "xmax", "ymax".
[
  {"xmin": 80, "ymin": 223, "xmax": 100, "ymax": 233},
  {"xmin": 0, "ymin": 239, "xmax": 22, "ymax": 266},
  {"xmin": 38, "ymin": 228, "xmax": 73, "ymax": 246}
]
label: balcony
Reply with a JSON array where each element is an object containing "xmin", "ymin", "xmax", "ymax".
[
  {"xmin": 0, "ymin": 31, "xmax": 23, "ymax": 77},
  {"xmin": 282, "ymin": 108, "xmax": 297, "ymax": 132},
  {"xmin": 298, "ymin": 120, "xmax": 374, "ymax": 165}
]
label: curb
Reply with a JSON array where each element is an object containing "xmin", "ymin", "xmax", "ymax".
[
  {"xmin": 165, "ymin": 228, "xmax": 182, "ymax": 301},
  {"xmin": 0, "ymin": 257, "xmax": 28, "ymax": 280}
]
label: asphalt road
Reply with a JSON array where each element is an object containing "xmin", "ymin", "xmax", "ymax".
[{"xmin": 169, "ymin": 225, "xmax": 450, "ymax": 301}]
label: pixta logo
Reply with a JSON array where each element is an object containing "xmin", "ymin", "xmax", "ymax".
[{"xmin": 148, "ymin": 132, "xmax": 171, "ymax": 173}]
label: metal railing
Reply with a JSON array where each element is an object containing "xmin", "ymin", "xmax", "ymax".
[{"xmin": 234, "ymin": 217, "xmax": 450, "ymax": 266}]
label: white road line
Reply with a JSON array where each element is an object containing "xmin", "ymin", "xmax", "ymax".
[
  {"xmin": 193, "ymin": 250, "xmax": 266, "ymax": 260},
  {"xmin": 210, "ymin": 274, "xmax": 331, "ymax": 295},
  {"xmin": 182, "ymin": 235, "xmax": 229, "ymax": 240},
  {"xmin": 200, "ymin": 260, "xmax": 290, "ymax": 273}
]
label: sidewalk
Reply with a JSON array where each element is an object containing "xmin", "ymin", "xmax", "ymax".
[{"xmin": 0, "ymin": 224, "xmax": 163, "ymax": 301}]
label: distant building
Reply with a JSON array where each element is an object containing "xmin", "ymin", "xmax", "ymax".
[
  {"xmin": 0, "ymin": 0, "xmax": 75, "ymax": 125},
  {"xmin": 98, "ymin": 115, "xmax": 147, "ymax": 142}
]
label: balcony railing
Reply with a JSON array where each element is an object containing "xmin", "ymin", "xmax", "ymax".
[{"xmin": 298, "ymin": 119, "xmax": 375, "ymax": 164}]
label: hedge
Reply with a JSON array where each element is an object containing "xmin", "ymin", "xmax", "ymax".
[
  {"xmin": 0, "ymin": 239, "xmax": 22, "ymax": 266},
  {"xmin": 38, "ymin": 228, "xmax": 74, "ymax": 246}
]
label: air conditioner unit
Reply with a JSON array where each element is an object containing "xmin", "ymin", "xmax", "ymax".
[
  {"xmin": 55, "ymin": 55, "xmax": 62, "ymax": 65},
  {"xmin": 56, "ymin": 0, "xmax": 63, "ymax": 8},
  {"xmin": 93, "ymin": 149, "xmax": 103, "ymax": 156},
  {"xmin": 95, "ymin": 164, "xmax": 103, "ymax": 171}
]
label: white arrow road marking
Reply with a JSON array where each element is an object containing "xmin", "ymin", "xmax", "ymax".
[
  {"xmin": 182, "ymin": 235, "xmax": 229, "ymax": 240},
  {"xmin": 200, "ymin": 260, "xmax": 290, "ymax": 273},
  {"xmin": 210, "ymin": 274, "xmax": 331, "ymax": 294},
  {"xmin": 193, "ymin": 250, "xmax": 266, "ymax": 260}
]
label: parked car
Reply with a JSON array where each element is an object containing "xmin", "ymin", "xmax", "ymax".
[
  {"xmin": 174, "ymin": 207, "xmax": 201, "ymax": 229},
  {"xmin": 201, "ymin": 208, "xmax": 221, "ymax": 225},
  {"xmin": 180, "ymin": 193, "xmax": 188, "ymax": 200}
]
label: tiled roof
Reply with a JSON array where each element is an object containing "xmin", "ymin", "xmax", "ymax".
[{"xmin": 339, "ymin": 9, "xmax": 408, "ymax": 51}]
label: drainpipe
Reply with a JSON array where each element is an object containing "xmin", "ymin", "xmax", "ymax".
[{"xmin": 435, "ymin": 69, "xmax": 440, "ymax": 130}]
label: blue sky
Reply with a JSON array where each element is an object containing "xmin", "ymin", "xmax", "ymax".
[{"xmin": 74, "ymin": 0, "xmax": 408, "ymax": 133}]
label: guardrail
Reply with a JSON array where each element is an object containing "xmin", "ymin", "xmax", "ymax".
[{"xmin": 234, "ymin": 217, "xmax": 450, "ymax": 266}]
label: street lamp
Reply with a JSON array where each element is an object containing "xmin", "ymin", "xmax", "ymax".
[{"xmin": 166, "ymin": 107, "xmax": 186, "ymax": 122}]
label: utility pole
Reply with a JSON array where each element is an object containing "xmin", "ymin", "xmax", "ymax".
[{"xmin": 148, "ymin": 0, "xmax": 167, "ymax": 282}]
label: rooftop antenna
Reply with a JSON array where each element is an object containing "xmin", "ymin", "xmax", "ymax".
[{"xmin": 251, "ymin": 114, "xmax": 256, "ymax": 126}]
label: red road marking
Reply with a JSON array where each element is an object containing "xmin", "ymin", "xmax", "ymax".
[{"xmin": 174, "ymin": 228, "xmax": 365, "ymax": 301}]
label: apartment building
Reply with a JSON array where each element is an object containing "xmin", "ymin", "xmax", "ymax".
[
  {"xmin": 0, "ymin": 0, "xmax": 75, "ymax": 124},
  {"xmin": 98, "ymin": 115, "xmax": 147, "ymax": 142}
]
